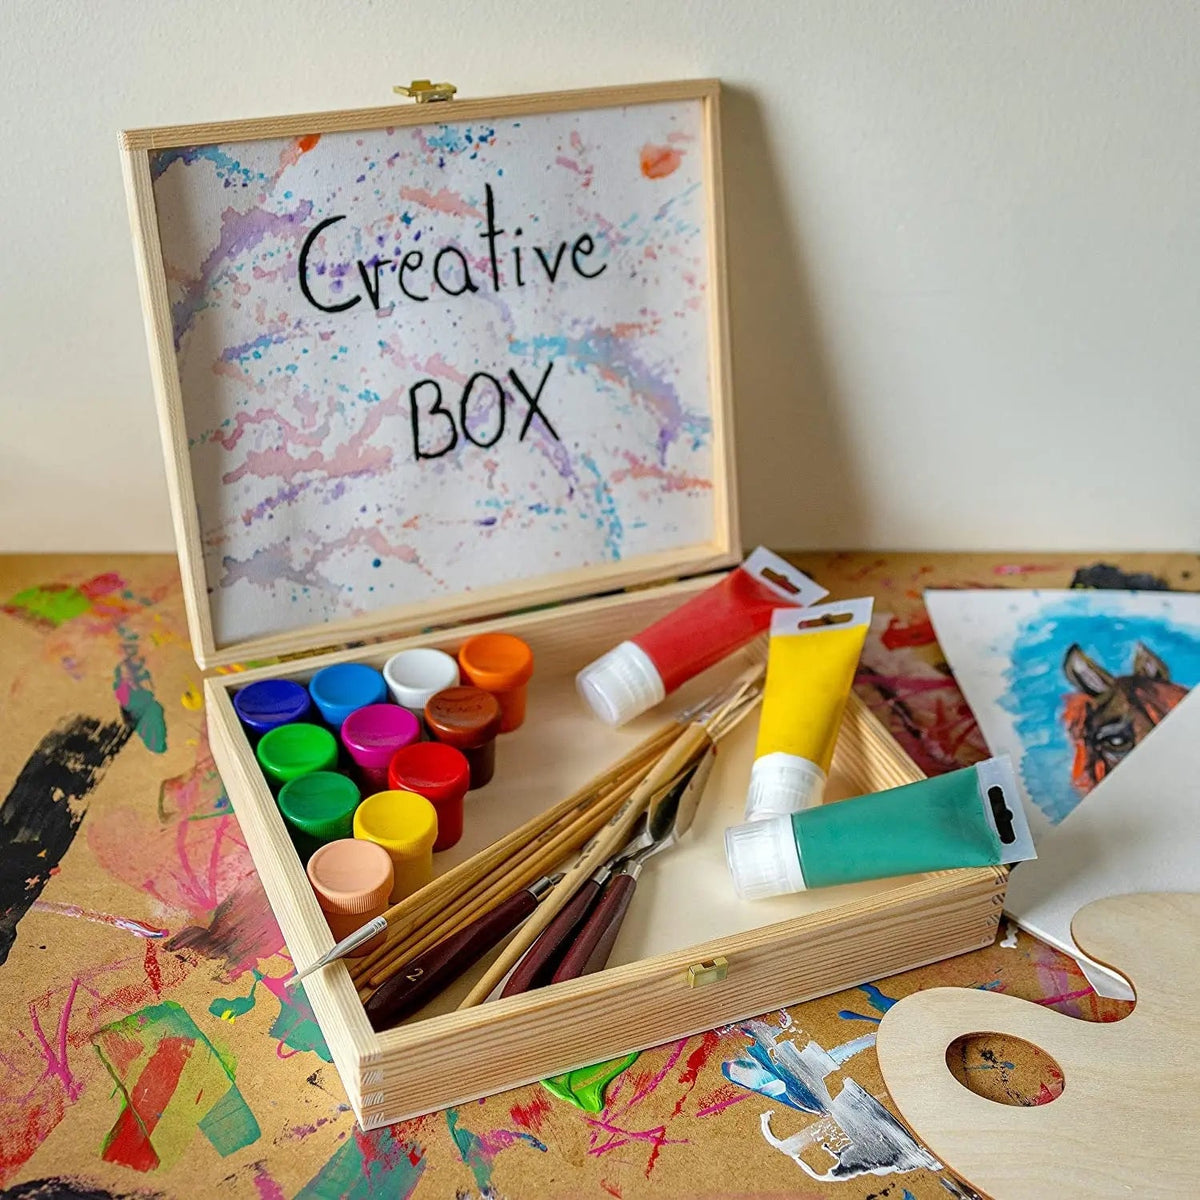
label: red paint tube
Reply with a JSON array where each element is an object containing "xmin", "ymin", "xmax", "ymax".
[{"xmin": 576, "ymin": 547, "xmax": 827, "ymax": 726}]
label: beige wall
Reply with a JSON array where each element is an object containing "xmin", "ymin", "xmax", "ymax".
[{"xmin": 3, "ymin": 1, "xmax": 1198, "ymax": 552}]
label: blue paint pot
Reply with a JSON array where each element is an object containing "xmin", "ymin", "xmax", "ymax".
[
  {"xmin": 234, "ymin": 679, "xmax": 313, "ymax": 736},
  {"xmin": 308, "ymin": 663, "xmax": 388, "ymax": 728}
]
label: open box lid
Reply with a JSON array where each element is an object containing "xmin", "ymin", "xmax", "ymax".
[{"xmin": 122, "ymin": 80, "xmax": 736, "ymax": 670}]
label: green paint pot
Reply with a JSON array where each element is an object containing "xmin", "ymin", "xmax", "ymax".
[
  {"xmin": 277, "ymin": 771, "xmax": 361, "ymax": 861},
  {"xmin": 256, "ymin": 722, "xmax": 338, "ymax": 789}
]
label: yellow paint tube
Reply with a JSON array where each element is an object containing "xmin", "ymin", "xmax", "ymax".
[{"xmin": 745, "ymin": 597, "xmax": 874, "ymax": 820}]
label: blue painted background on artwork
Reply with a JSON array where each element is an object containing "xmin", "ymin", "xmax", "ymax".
[{"xmin": 998, "ymin": 596, "xmax": 1200, "ymax": 824}]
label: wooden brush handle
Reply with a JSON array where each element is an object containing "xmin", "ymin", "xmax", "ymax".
[
  {"xmin": 500, "ymin": 878, "xmax": 604, "ymax": 998},
  {"xmin": 552, "ymin": 873, "xmax": 637, "ymax": 983},
  {"xmin": 458, "ymin": 722, "xmax": 708, "ymax": 1009},
  {"xmin": 364, "ymin": 887, "xmax": 538, "ymax": 1031}
]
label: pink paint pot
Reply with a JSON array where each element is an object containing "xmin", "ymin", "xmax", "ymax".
[{"xmin": 340, "ymin": 703, "xmax": 421, "ymax": 794}]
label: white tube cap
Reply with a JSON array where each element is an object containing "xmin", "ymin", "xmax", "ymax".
[
  {"xmin": 745, "ymin": 753, "xmax": 826, "ymax": 821},
  {"xmin": 383, "ymin": 647, "xmax": 461, "ymax": 711},
  {"xmin": 576, "ymin": 641, "xmax": 666, "ymax": 727},
  {"xmin": 725, "ymin": 816, "xmax": 807, "ymax": 900}
]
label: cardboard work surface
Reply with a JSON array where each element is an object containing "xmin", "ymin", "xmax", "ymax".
[{"xmin": 1, "ymin": 550, "xmax": 1190, "ymax": 1199}]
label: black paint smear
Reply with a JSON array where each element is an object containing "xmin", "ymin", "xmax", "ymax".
[
  {"xmin": 0, "ymin": 715, "xmax": 133, "ymax": 966},
  {"xmin": 164, "ymin": 873, "xmax": 275, "ymax": 971},
  {"xmin": 0, "ymin": 1177, "xmax": 164, "ymax": 1200},
  {"xmin": 1070, "ymin": 562, "xmax": 1172, "ymax": 591}
]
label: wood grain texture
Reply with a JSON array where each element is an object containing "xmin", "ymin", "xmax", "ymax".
[
  {"xmin": 122, "ymin": 79, "xmax": 719, "ymax": 150},
  {"xmin": 121, "ymin": 78, "xmax": 736, "ymax": 670},
  {"xmin": 876, "ymin": 893, "xmax": 1200, "ymax": 1199},
  {"xmin": 208, "ymin": 574, "xmax": 1007, "ymax": 1127}
]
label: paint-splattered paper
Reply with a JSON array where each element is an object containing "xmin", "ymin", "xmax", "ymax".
[
  {"xmin": 150, "ymin": 100, "xmax": 718, "ymax": 648},
  {"xmin": 924, "ymin": 589, "xmax": 1200, "ymax": 834}
]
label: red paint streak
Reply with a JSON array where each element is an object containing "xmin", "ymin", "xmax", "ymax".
[
  {"xmin": 639, "ymin": 144, "xmax": 683, "ymax": 179},
  {"xmin": 509, "ymin": 1091, "xmax": 552, "ymax": 1132},
  {"xmin": 102, "ymin": 1035, "xmax": 194, "ymax": 1171},
  {"xmin": 1033, "ymin": 987, "xmax": 1096, "ymax": 1008},
  {"xmin": 695, "ymin": 1087, "xmax": 747, "ymax": 1117},
  {"xmin": 671, "ymin": 1031, "xmax": 720, "ymax": 1117},
  {"xmin": 994, "ymin": 562, "xmax": 1062, "ymax": 575},
  {"xmin": 880, "ymin": 614, "xmax": 937, "ymax": 650},
  {"xmin": 78, "ymin": 572, "xmax": 126, "ymax": 600},
  {"xmin": 144, "ymin": 942, "xmax": 162, "ymax": 995},
  {"xmin": 297, "ymin": 134, "xmax": 320, "ymax": 154},
  {"xmin": 0, "ymin": 1102, "xmax": 63, "ymax": 1180},
  {"xmin": 601, "ymin": 1182, "xmax": 622, "ymax": 1198}
]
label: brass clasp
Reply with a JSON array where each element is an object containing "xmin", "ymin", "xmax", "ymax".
[
  {"xmin": 393, "ymin": 80, "xmax": 458, "ymax": 104},
  {"xmin": 686, "ymin": 956, "xmax": 728, "ymax": 988}
]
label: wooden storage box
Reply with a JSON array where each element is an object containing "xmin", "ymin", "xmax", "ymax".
[{"xmin": 122, "ymin": 79, "xmax": 1005, "ymax": 1127}]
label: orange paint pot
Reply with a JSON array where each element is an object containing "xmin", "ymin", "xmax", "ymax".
[
  {"xmin": 305, "ymin": 839, "xmax": 393, "ymax": 954},
  {"xmin": 457, "ymin": 633, "xmax": 534, "ymax": 733}
]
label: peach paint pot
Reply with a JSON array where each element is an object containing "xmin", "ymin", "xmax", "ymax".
[
  {"xmin": 424, "ymin": 686, "xmax": 503, "ymax": 790},
  {"xmin": 457, "ymin": 633, "xmax": 534, "ymax": 733},
  {"xmin": 352, "ymin": 790, "xmax": 438, "ymax": 902},
  {"xmin": 341, "ymin": 703, "xmax": 421, "ymax": 793},
  {"xmin": 305, "ymin": 839, "xmax": 394, "ymax": 955}
]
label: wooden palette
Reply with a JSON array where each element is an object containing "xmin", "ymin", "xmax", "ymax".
[{"xmin": 876, "ymin": 892, "xmax": 1200, "ymax": 1199}]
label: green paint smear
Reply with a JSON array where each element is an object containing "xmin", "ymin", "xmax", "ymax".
[
  {"xmin": 123, "ymin": 687, "xmax": 168, "ymax": 753},
  {"xmin": 268, "ymin": 980, "xmax": 333, "ymax": 1062},
  {"xmin": 295, "ymin": 1127, "xmax": 425, "ymax": 1199},
  {"xmin": 209, "ymin": 973, "xmax": 332, "ymax": 1062},
  {"xmin": 540, "ymin": 1052, "xmax": 639, "ymax": 1113},
  {"xmin": 92, "ymin": 999, "xmax": 260, "ymax": 1159},
  {"xmin": 3, "ymin": 584, "xmax": 90, "ymax": 627},
  {"xmin": 197, "ymin": 1082, "xmax": 260, "ymax": 1156},
  {"xmin": 446, "ymin": 1107, "xmax": 493, "ymax": 1193}
]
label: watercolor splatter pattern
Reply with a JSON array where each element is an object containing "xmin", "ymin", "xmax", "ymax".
[
  {"xmin": 0, "ymin": 552, "xmax": 1162, "ymax": 1197},
  {"xmin": 150, "ymin": 103, "xmax": 717, "ymax": 647}
]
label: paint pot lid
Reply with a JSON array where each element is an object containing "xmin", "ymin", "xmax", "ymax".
[
  {"xmin": 458, "ymin": 633, "xmax": 534, "ymax": 691},
  {"xmin": 383, "ymin": 647, "xmax": 461, "ymax": 710},
  {"xmin": 278, "ymin": 771, "xmax": 361, "ymax": 840},
  {"xmin": 233, "ymin": 679, "xmax": 312, "ymax": 732},
  {"xmin": 308, "ymin": 664, "xmax": 387, "ymax": 726},
  {"xmin": 387, "ymin": 741, "xmax": 471, "ymax": 801},
  {"xmin": 423, "ymin": 686, "xmax": 502, "ymax": 747},
  {"xmin": 256, "ymin": 722, "xmax": 339, "ymax": 782},
  {"xmin": 341, "ymin": 703, "xmax": 421, "ymax": 767},
  {"xmin": 744, "ymin": 754, "xmax": 826, "ymax": 821},
  {"xmin": 576, "ymin": 640, "xmax": 666, "ymax": 727},
  {"xmin": 353, "ymin": 790, "xmax": 438, "ymax": 854},
  {"xmin": 307, "ymin": 838, "xmax": 394, "ymax": 914},
  {"xmin": 724, "ymin": 816, "xmax": 807, "ymax": 900}
]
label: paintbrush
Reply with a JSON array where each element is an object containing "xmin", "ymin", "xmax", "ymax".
[{"xmin": 287, "ymin": 917, "xmax": 391, "ymax": 988}]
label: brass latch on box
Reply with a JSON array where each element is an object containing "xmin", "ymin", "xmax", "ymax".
[
  {"xmin": 393, "ymin": 80, "xmax": 457, "ymax": 104},
  {"xmin": 686, "ymin": 956, "xmax": 728, "ymax": 988}
]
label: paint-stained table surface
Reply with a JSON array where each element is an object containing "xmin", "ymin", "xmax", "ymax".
[{"xmin": 2, "ymin": 551, "xmax": 1190, "ymax": 1200}]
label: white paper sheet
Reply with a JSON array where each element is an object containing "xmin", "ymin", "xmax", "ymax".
[
  {"xmin": 925, "ymin": 588, "xmax": 1200, "ymax": 998},
  {"xmin": 1003, "ymin": 686, "xmax": 1200, "ymax": 1000}
]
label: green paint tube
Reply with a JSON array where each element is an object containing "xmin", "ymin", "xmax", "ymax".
[{"xmin": 724, "ymin": 756, "xmax": 1036, "ymax": 899}]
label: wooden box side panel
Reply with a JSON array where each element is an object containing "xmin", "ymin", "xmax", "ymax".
[
  {"xmin": 122, "ymin": 78, "xmax": 738, "ymax": 670},
  {"xmin": 358, "ymin": 868, "xmax": 1004, "ymax": 1123},
  {"xmin": 205, "ymin": 682, "xmax": 371, "ymax": 1107}
]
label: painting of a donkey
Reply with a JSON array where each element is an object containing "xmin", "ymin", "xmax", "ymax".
[{"xmin": 1062, "ymin": 643, "xmax": 1189, "ymax": 791}]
